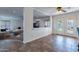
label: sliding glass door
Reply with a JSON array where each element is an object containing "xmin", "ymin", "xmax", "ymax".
[
  {"xmin": 55, "ymin": 19, "xmax": 64, "ymax": 34},
  {"xmin": 54, "ymin": 17, "xmax": 77, "ymax": 36},
  {"xmin": 66, "ymin": 19, "xmax": 76, "ymax": 36}
]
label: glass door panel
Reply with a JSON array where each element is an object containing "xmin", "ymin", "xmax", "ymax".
[
  {"xmin": 56, "ymin": 19, "xmax": 64, "ymax": 34},
  {"xmin": 67, "ymin": 19, "xmax": 76, "ymax": 35}
]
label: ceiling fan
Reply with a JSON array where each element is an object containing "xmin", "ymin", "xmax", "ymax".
[{"xmin": 56, "ymin": 7, "xmax": 66, "ymax": 12}]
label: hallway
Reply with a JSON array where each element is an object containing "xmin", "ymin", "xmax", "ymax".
[{"xmin": 20, "ymin": 35, "xmax": 79, "ymax": 52}]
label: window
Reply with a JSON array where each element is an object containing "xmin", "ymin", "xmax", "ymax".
[{"xmin": 0, "ymin": 20, "xmax": 10, "ymax": 30}]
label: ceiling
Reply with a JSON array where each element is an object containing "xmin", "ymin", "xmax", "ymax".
[
  {"xmin": 0, "ymin": 7, "xmax": 79, "ymax": 19},
  {"xmin": 0, "ymin": 7, "xmax": 23, "ymax": 18},
  {"xmin": 33, "ymin": 7, "xmax": 79, "ymax": 18}
]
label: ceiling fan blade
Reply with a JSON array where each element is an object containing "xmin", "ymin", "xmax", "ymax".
[{"xmin": 61, "ymin": 9, "xmax": 66, "ymax": 12}]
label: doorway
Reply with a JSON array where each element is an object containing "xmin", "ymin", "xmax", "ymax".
[
  {"xmin": 54, "ymin": 17, "xmax": 77, "ymax": 37},
  {"xmin": 66, "ymin": 19, "xmax": 77, "ymax": 36}
]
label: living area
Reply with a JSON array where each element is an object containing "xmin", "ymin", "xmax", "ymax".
[
  {"xmin": 0, "ymin": 7, "xmax": 23, "ymax": 51},
  {"xmin": 1, "ymin": 7, "xmax": 79, "ymax": 52}
]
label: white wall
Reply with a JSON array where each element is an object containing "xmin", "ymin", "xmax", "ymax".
[
  {"xmin": 23, "ymin": 7, "xmax": 33, "ymax": 43},
  {"xmin": 23, "ymin": 7, "xmax": 52, "ymax": 43}
]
